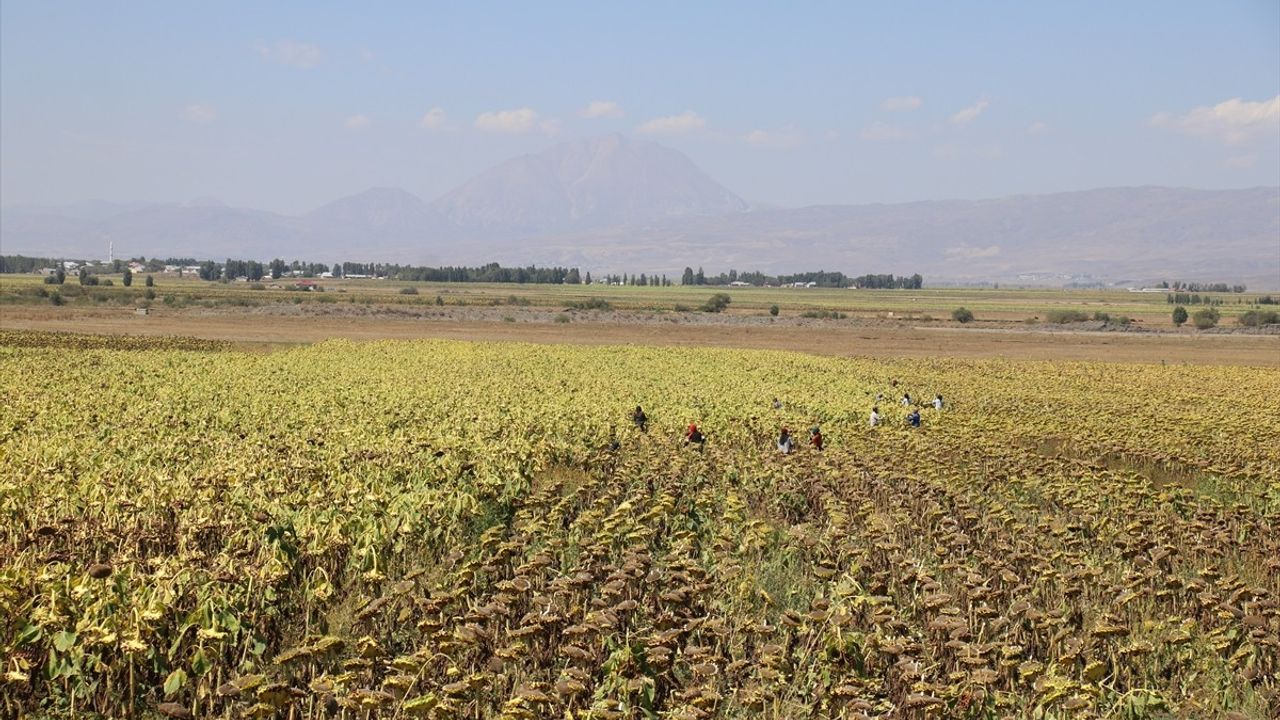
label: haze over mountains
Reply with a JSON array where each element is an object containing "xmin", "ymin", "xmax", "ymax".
[{"xmin": 3, "ymin": 134, "xmax": 1277, "ymax": 286}]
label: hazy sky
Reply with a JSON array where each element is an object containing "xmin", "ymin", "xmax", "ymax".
[{"xmin": 2, "ymin": 1, "xmax": 1278, "ymax": 213}]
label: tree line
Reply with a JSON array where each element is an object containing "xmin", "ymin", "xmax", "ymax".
[
  {"xmin": 5, "ymin": 254, "xmax": 923, "ymax": 289},
  {"xmin": 1166, "ymin": 293, "xmax": 1226, "ymax": 306},
  {"xmin": 678, "ymin": 267, "xmax": 923, "ymax": 288},
  {"xmin": 1156, "ymin": 281, "xmax": 1246, "ymax": 293}
]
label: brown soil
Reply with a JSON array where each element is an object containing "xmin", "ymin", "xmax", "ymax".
[{"xmin": 2, "ymin": 305, "xmax": 1276, "ymax": 366}]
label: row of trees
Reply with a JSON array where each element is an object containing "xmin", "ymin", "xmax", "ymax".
[
  {"xmin": 40, "ymin": 266, "xmax": 154, "ymax": 288},
  {"xmin": 1165, "ymin": 293, "xmax": 1227, "ymax": 306},
  {"xmin": 1156, "ymin": 281, "xmax": 1246, "ymax": 293},
  {"xmin": 678, "ymin": 267, "xmax": 924, "ymax": 288}
]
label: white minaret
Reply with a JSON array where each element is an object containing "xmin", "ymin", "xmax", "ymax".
[{"xmin": 108, "ymin": 239, "xmax": 114, "ymax": 264}]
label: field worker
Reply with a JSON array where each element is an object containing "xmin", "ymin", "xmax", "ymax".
[
  {"xmin": 869, "ymin": 407, "xmax": 882, "ymax": 428},
  {"xmin": 809, "ymin": 426, "xmax": 824, "ymax": 451},
  {"xmin": 933, "ymin": 394, "xmax": 944, "ymax": 411},
  {"xmin": 685, "ymin": 423, "xmax": 705, "ymax": 447},
  {"xmin": 777, "ymin": 427, "xmax": 793, "ymax": 454},
  {"xmin": 901, "ymin": 393, "xmax": 912, "ymax": 407},
  {"xmin": 772, "ymin": 397, "xmax": 782, "ymax": 410},
  {"xmin": 631, "ymin": 405, "xmax": 648, "ymax": 432},
  {"xmin": 907, "ymin": 408, "xmax": 922, "ymax": 428}
]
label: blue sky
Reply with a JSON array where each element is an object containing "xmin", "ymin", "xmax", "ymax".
[{"xmin": 2, "ymin": 1, "xmax": 1277, "ymax": 213}]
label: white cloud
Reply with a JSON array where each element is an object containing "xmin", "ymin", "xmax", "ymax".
[
  {"xmin": 1225, "ymin": 154, "xmax": 1257, "ymax": 169},
  {"xmin": 581, "ymin": 100, "xmax": 623, "ymax": 119},
  {"xmin": 881, "ymin": 96, "xmax": 922, "ymax": 112},
  {"xmin": 474, "ymin": 107, "xmax": 539, "ymax": 134},
  {"xmin": 743, "ymin": 127, "xmax": 804, "ymax": 149},
  {"xmin": 182, "ymin": 103, "xmax": 216, "ymax": 124},
  {"xmin": 539, "ymin": 118, "xmax": 562, "ymax": 136},
  {"xmin": 1026, "ymin": 121, "xmax": 1049, "ymax": 135},
  {"xmin": 419, "ymin": 107, "xmax": 448, "ymax": 130},
  {"xmin": 945, "ymin": 245, "xmax": 1001, "ymax": 259},
  {"xmin": 637, "ymin": 111, "xmax": 706, "ymax": 135},
  {"xmin": 859, "ymin": 121, "xmax": 909, "ymax": 141},
  {"xmin": 951, "ymin": 97, "xmax": 990, "ymax": 125},
  {"xmin": 257, "ymin": 40, "xmax": 322, "ymax": 69},
  {"xmin": 934, "ymin": 142, "xmax": 1003, "ymax": 160},
  {"xmin": 1150, "ymin": 96, "xmax": 1280, "ymax": 145},
  {"xmin": 345, "ymin": 114, "xmax": 371, "ymax": 130}
]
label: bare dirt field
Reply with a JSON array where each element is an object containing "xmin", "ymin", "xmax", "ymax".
[{"xmin": 3, "ymin": 304, "xmax": 1276, "ymax": 365}]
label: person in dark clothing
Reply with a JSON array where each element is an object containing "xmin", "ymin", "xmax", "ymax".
[
  {"xmin": 907, "ymin": 408, "xmax": 922, "ymax": 427},
  {"xmin": 685, "ymin": 423, "xmax": 705, "ymax": 446},
  {"xmin": 631, "ymin": 405, "xmax": 648, "ymax": 432},
  {"xmin": 809, "ymin": 426, "xmax": 823, "ymax": 451}
]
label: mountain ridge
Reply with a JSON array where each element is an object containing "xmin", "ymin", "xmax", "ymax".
[{"xmin": 2, "ymin": 136, "xmax": 1277, "ymax": 285}]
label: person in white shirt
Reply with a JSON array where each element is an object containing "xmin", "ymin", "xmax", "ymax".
[
  {"xmin": 901, "ymin": 393, "xmax": 911, "ymax": 407},
  {"xmin": 869, "ymin": 407, "xmax": 882, "ymax": 428},
  {"xmin": 933, "ymin": 394, "xmax": 944, "ymax": 411},
  {"xmin": 777, "ymin": 427, "xmax": 793, "ymax": 454}
]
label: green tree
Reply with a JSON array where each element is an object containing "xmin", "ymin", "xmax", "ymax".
[
  {"xmin": 769, "ymin": 304, "xmax": 780, "ymax": 316},
  {"xmin": 951, "ymin": 307, "xmax": 975, "ymax": 324},
  {"xmin": 1171, "ymin": 306, "xmax": 1188, "ymax": 327},
  {"xmin": 122, "ymin": 268, "xmax": 133, "ymax": 287},
  {"xmin": 681, "ymin": 267, "xmax": 695, "ymax": 285},
  {"xmin": 701, "ymin": 293, "xmax": 732, "ymax": 313},
  {"xmin": 1191, "ymin": 308, "xmax": 1219, "ymax": 330},
  {"xmin": 197, "ymin": 261, "xmax": 219, "ymax": 281},
  {"xmin": 54, "ymin": 267, "xmax": 66, "ymax": 285},
  {"xmin": 145, "ymin": 274, "xmax": 154, "ymax": 287}
]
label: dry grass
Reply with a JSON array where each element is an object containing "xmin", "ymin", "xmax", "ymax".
[{"xmin": 3, "ymin": 304, "xmax": 1276, "ymax": 366}]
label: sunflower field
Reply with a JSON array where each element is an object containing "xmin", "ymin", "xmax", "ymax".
[{"xmin": 1, "ymin": 335, "xmax": 1277, "ymax": 719}]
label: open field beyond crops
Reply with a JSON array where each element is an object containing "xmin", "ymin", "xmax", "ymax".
[
  {"xmin": 4, "ymin": 273, "xmax": 1279, "ymax": 327},
  {"xmin": 1, "ymin": 332, "xmax": 1278, "ymax": 719},
  {"xmin": 2, "ymin": 275, "xmax": 1278, "ymax": 366}
]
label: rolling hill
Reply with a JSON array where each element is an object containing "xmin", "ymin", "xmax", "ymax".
[{"xmin": 2, "ymin": 136, "xmax": 1277, "ymax": 285}]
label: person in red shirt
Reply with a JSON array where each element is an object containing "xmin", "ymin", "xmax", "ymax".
[
  {"xmin": 685, "ymin": 423, "xmax": 705, "ymax": 447},
  {"xmin": 809, "ymin": 426, "xmax": 823, "ymax": 451}
]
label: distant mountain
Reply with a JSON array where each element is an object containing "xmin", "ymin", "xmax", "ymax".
[
  {"xmin": 1, "ymin": 136, "xmax": 1277, "ymax": 285},
  {"xmin": 432, "ymin": 134, "xmax": 748, "ymax": 231},
  {"xmin": 307, "ymin": 187, "xmax": 441, "ymax": 231},
  {"xmin": 511, "ymin": 186, "xmax": 1280, "ymax": 286},
  {"xmin": 304, "ymin": 187, "xmax": 447, "ymax": 260}
]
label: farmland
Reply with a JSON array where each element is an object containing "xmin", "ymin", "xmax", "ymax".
[
  {"xmin": 1, "ymin": 333, "xmax": 1277, "ymax": 718},
  {"xmin": 2, "ymin": 274, "xmax": 1279, "ymax": 366},
  {"xmin": 3, "ymin": 273, "xmax": 1277, "ymax": 329}
]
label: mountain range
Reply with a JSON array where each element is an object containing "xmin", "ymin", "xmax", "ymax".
[{"xmin": 2, "ymin": 134, "xmax": 1277, "ymax": 286}]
